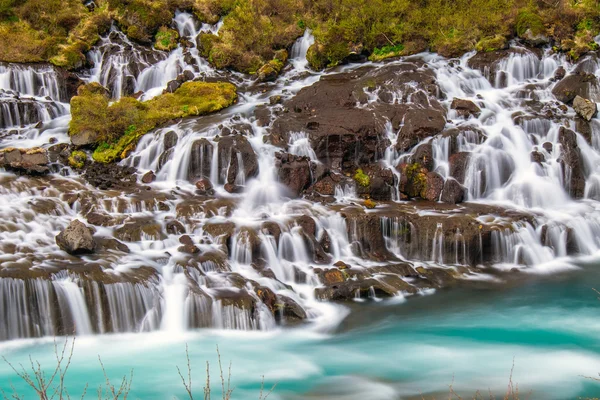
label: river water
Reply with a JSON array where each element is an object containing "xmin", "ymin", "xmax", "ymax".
[{"xmin": 1, "ymin": 261, "xmax": 600, "ymax": 399}]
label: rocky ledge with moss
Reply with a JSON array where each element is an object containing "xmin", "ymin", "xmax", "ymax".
[{"xmin": 69, "ymin": 81, "xmax": 237, "ymax": 163}]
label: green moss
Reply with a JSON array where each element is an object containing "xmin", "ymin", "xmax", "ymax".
[
  {"xmin": 68, "ymin": 150, "xmax": 87, "ymax": 169},
  {"xmin": 354, "ymin": 169, "xmax": 370, "ymax": 187},
  {"xmin": 69, "ymin": 81, "xmax": 237, "ymax": 163},
  {"xmin": 475, "ymin": 35, "xmax": 508, "ymax": 52},
  {"xmin": 154, "ymin": 26, "xmax": 179, "ymax": 51},
  {"xmin": 306, "ymin": 43, "xmax": 329, "ymax": 71},
  {"xmin": 198, "ymin": 32, "xmax": 218, "ymax": 58},
  {"xmin": 515, "ymin": 10, "xmax": 545, "ymax": 38},
  {"xmin": 369, "ymin": 43, "xmax": 405, "ymax": 62}
]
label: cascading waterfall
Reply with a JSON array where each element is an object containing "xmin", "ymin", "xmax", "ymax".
[{"xmin": 5, "ymin": 8, "xmax": 600, "ymax": 345}]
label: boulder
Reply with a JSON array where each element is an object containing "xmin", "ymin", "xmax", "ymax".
[
  {"xmin": 217, "ymin": 135, "xmax": 258, "ymax": 185},
  {"xmin": 440, "ymin": 178, "xmax": 466, "ymax": 204},
  {"xmin": 166, "ymin": 220, "xmax": 186, "ymax": 235},
  {"xmin": 409, "ymin": 142, "xmax": 434, "ymax": 171},
  {"xmin": 573, "ymin": 95, "xmax": 597, "ymax": 121},
  {"xmin": 558, "ymin": 126, "xmax": 586, "ymax": 198},
  {"xmin": 451, "ymin": 98, "xmax": 482, "ymax": 118},
  {"xmin": 56, "ymin": 219, "xmax": 96, "ymax": 254},
  {"xmin": 0, "ymin": 147, "xmax": 49, "ymax": 174},
  {"xmin": 71, "ymin": 130, "xmax": 98, "ymax": 147},
  {"xmin": 552, "ymin": 73, "xmax": 600, "ymax": 104},
  {"xmin": 355, "ymin": 165, "xmax": 395, "ymax": 201},
  {"xmin": 195, "ymin": 178, "xmax": 215, "ymax": 195},
  {"xmin": 187, "ymin": 138, "xmax": 213, "ymax": 181},
  {"xmin": 422, "ymin": 172, "xmax": 444, "ymax": 201},
  {"xmin": 276, "ymin": 153, "xmax": 312, "ymax": 198},
  {"xmin": 449, "ymin": 152, "xmax": 471, "ymax": 183},
  {"xmin": 141, "ymin": 171, "xmax": 156, "ymax": 183},
  {"xmin": 178, "ymin": 235, "xmax": 200, "ymax": 254}
]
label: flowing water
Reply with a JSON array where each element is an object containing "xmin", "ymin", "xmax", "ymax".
[{"xmin": 1, "ymin": 12, "xmax": 600, "ymax": 399}]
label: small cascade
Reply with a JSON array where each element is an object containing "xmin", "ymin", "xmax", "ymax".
[
  {"xmin": 288, "ymin": 131, "xmax": 318, "ymax": 161},
  {"xmin": 86, "ymin": 28, "xmax": 164, "ymax": 99},
  {"xmin": 495, "ymin": 48, "xmax": 541, "ymax": 86},
  {"xmin": 54, "ymin": 277, "xmax": 94, "ymax": 336},
  {"xmin": 289, "ymin": 30, "xmax": 315, "ymax": 72},
  {"xmin": 0, "ymin": 63, "xmax": 66, "ymax": 101}
]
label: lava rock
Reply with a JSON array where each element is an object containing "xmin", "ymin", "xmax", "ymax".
[
  {"xmin": 276, "ymin": 153, "xmax": 312, "ymax": 198},
  {"xmin": 56, "ymin": 219, "xmax": 96, "ymax": 254},
  {"xmin": 141, "ymin": 171, "xmax": 156, "ymax": 184},
  {"xmin": 558, "ymin": 126, "xmax": 586, "ymax": 198},
  {"xmin": 573, "ymin": 95, "xmax": 598, "ymax": 121},
  {"xmin": 552, "ymin": 73, "xmax": 600, "ymax": 104},
  {"xmin": 166, "ymin": 220, "xmax": 186, "ymax": 235},
  {"xmin": 396, "ymin": 109, "xmax": 446, "ymax": 152},
  {"xmin": 195, "ymin": 178, "xmax": 214, "ymax": 195},
  {"xmin": 440, "ymin": 178, "xmax": 466, "ymax": 204},
  {"xmin": 451, "ymin": 98, "xmax": 482, "ymax": 118}
]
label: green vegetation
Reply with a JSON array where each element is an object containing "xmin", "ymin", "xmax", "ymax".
[
  {"xmin": 154, "ymin": 26, "xmax": 179, "ymax": 51},
  {"xmin": 68, "ymin": 150, "xmax": 87, "ymax": 169},
  {"xmin": 2, "ymin": 0, "xmax": 600, "ymax": 72},
  {"xmin": 476, "ymin": 35, "xmax": 508, "ymax": 52},
  {"xmin": 369, "ymin": 44, "xmax": 405, "ymax": 61},
  {"xmin": 354, "ymin": 169, "xmax": 370, "ymax": 187},
  {"xmin": 69, "ymin": 81, "xmax": 237, "ymax": 163}
]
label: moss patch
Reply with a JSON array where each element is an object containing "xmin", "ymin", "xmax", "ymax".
[
  {"xmin": 154, "ymin": 26, "xmax": 179, "ymax": 51},
  {"xmin": 475, "ymin": 35, "xmax": 508, "ymax": 52},
  {"xmin": 354, "ymin": 169, "xmax": 370, "ymax": 187},
  {"xmin": 69, "ymin": 81, "xmax": 237, "ymax": 163},
  {"xmin": 369, "ymin": 44, "xmax": 405, "ymax": 62},
  {"xmin": 68, "ymin": 150, "xmax": 87, "ymax": 169}
]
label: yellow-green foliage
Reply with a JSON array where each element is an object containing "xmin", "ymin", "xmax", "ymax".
[
  {"xmin": 354, "ymin": 169, "xmax": 370, "ymax": 187},
  {"xmin": 2, "ymin": 0, "xmax": 600, "ymax": 71},
  {"xmin": 199, "ymin": 0, "xmax": 305, "ymax": 73},
  {"xmin": 154, "ymin": 26, "xmax": 179, "ymax": 51},
  {"xmin": 69, "ymin": 82, "xmax": 237, "ymax": 163},
  {"xmin": 364, "ymin": 199, "xmax": 376, "ymax": 209},
  {"xmin": 0, "ymin": 0, "xmax": 110, "ymax": 69},
  {"xmin": 515, "ymin": 10, "xmax": 545, "ymax": 37},
  {"xmin": 476, "ymin": 35, "xmax": 508, "ymax": 52},
  {"xmin": 68, "ymin": 150, "xmax": 87, "ymax": 169},
  {"xmin": 108, "ymin": 0, "xmax": 174, "ymax": 44}
]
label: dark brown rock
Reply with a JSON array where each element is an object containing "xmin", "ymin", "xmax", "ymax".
[
  {"xmin": 56, "ymin": 219, "xmax": 96, "ymax": 254},
  {"xmin": 451, "ymin": 98, "xmax": 482, "ymax": 118},
  {"xmin": 440, "ymin": 178, "xmax": 466, "ymax": 204}
]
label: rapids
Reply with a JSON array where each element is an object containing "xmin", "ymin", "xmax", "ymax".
[{"xmin": 1, "ymin": 11, "xmax": 600, "ymax": 398}]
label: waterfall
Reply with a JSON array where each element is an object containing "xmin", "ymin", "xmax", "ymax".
[{"xmin": 5, "ymin": 7, "xmax": 600, "ymax": 343}]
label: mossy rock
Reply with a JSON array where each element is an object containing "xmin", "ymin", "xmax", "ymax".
[
  {"xmin": 68, "ymin": 150, "xmax": 87, "ymax": 169},
  {"xmin": 69, "ymin": 81, "xmax": 238, "ymax": 163},
  {"xmin": 256, "ymin": 51, "xmax": 287, "ymax": 82},
  {"xmin": 476, "ymin": 35, "xmax": 508, "ymax": 53},
  {"xmin": 306, "ymin": 43, "xmax": 329, "ymax": 71},
  {"xmin": 154, "ymin": 26, "xmax": 179, "ymax": 51},
  {"xmin": 198, "ymin": 32, "xmax": 218, "ymax": 58},
  {"xmin": 515, "ymin": 10, "xmax": 545, "ymax": 38}
]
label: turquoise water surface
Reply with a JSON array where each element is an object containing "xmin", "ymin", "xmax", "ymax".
[{"xmin": 2, "ymin": 263, "xmax": 600, "ymax": 399}]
